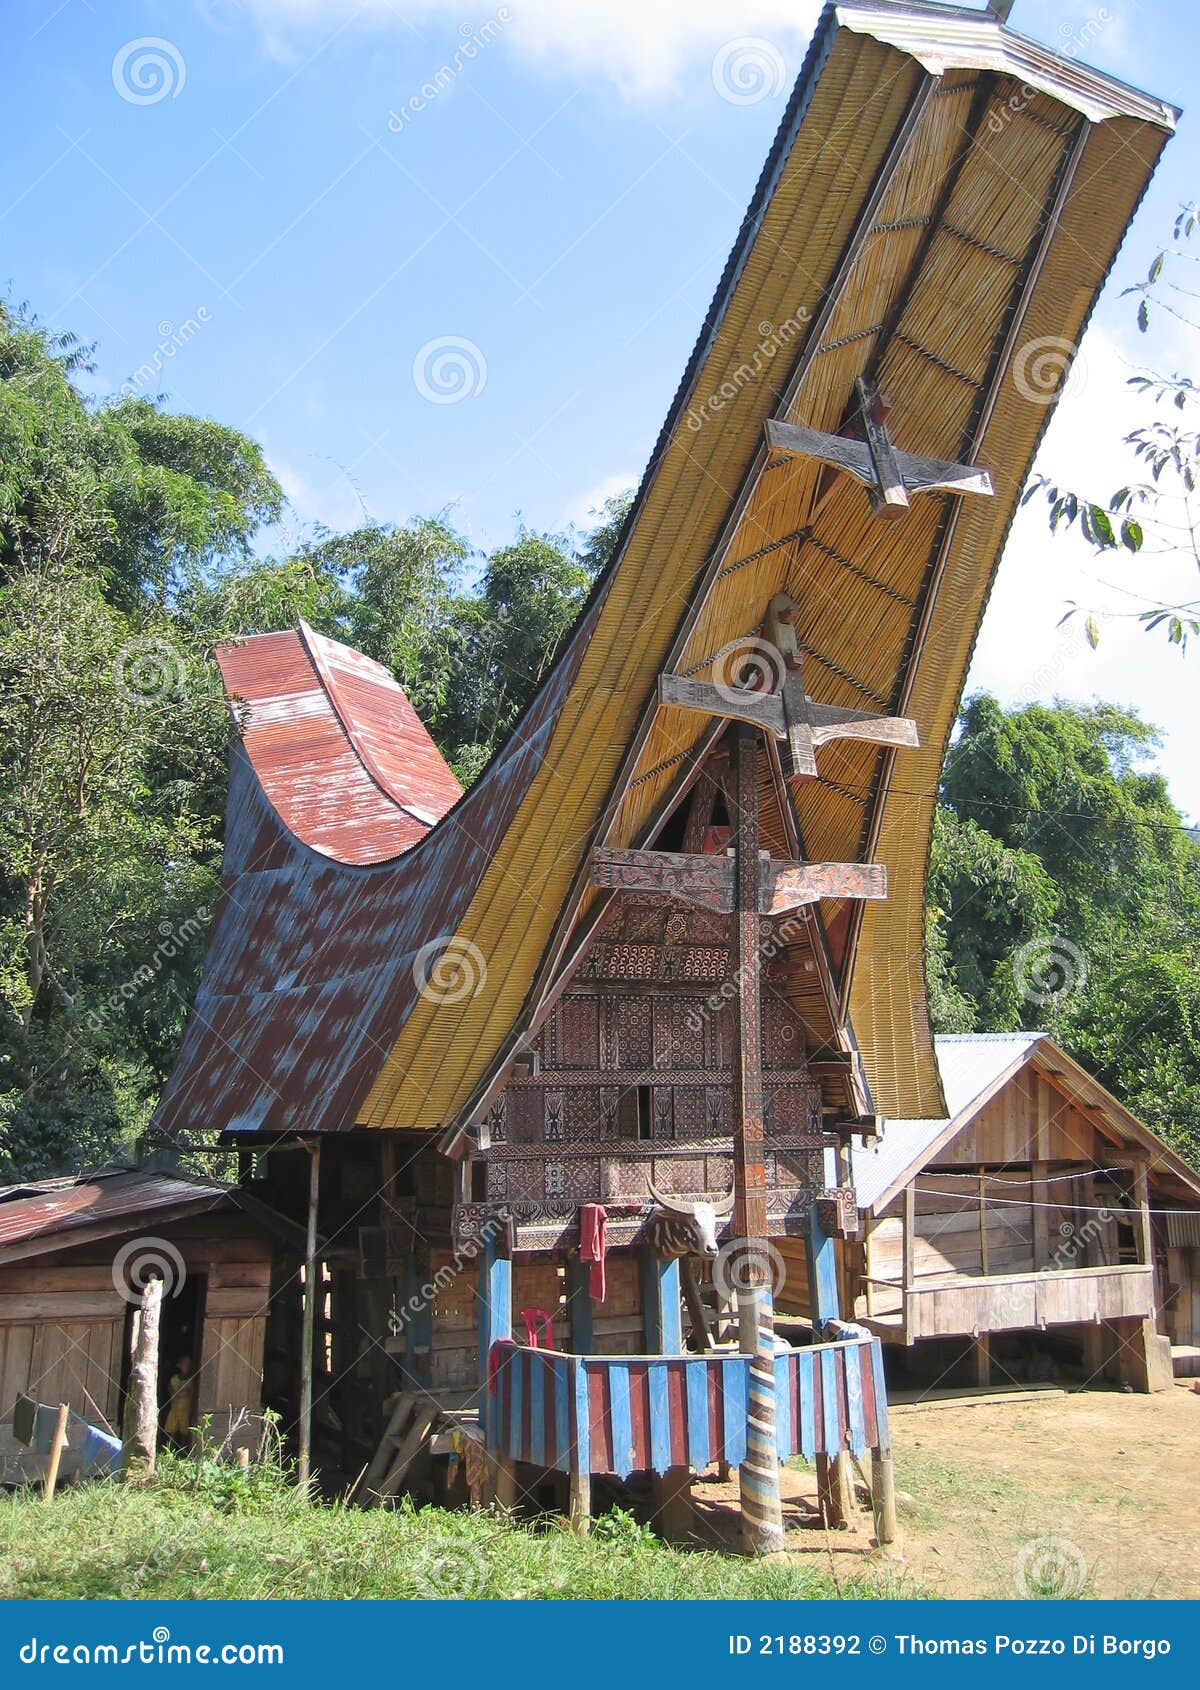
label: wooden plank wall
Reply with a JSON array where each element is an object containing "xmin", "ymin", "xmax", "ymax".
[{"xmin": 0, "ymin": 1216, "xmax": 272, "ymax": 1434}]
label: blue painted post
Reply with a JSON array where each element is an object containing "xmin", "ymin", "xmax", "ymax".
[
  {"xmin": 566, "ymin": 1258, "xmax": 595, "ymax": 1354},
  {"xmin": 806, "ymin": 1204, "xmax": 849, "ymax": 1526},
  {"xmin": 477, "ymin": 1228, "xmax": 512, "ymax": 1443},
  {"xmin": 805, "ymin": 1204, "xmax": 840, "ymax": 1332},
  {"xmin": 640, "ymin": 1249, "xmax": 683, "ymax": 1354}
]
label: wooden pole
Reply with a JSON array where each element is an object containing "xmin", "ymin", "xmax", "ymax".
[
  {"xmin": 121, "ymin": 1276, "xmax": 163, "ymax": 1483},
  {"xmin": 871, "ymin": 1445, "xmax": 898, "ymax": 1545},
  {"xmin": 297, "ymin": 1139, "xmax": 321, "ymax": 1498},
  {"xmin": 729, "ymin": 723, "xmax": 785, "ymax": 1555},
  {"xmin": 42, "ymin": 1402, "xmax": 70, "ymax": 1503}
]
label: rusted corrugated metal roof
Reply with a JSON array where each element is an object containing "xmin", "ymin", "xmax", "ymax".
[
  {"xmin": 218, "ymin": 623, "xmax": 461, "ymax": 866},
  {"xmin": 0, "ymin": 1170, "xmax": 234, "ymax": 1258}
]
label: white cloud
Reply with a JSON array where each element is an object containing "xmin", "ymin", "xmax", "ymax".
[
  {"xmin": 223, "ymin": 0, "xmax": 820, "ymax": 98},
  {"xmin": 562, "ymin": 469, "xmax": 638, "ymax": 535},
  {"xmin": 969, "ymin": 323, "xmax": 1199, "ymax": 819}
]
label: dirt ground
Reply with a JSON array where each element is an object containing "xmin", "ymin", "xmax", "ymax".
[{"xmin": 687, "ymin": 1381, "xmax": 1200, "ymax": 1598}]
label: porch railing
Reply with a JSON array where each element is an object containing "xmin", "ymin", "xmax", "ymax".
[{"xmin": 486, "ymin": 1333, "xmax": 888, "ymax": 1480}]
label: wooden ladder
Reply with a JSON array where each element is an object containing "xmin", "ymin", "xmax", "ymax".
[{"xmin": 354, "ymin": 1392, "xmax": 437, "ymax": 1509}]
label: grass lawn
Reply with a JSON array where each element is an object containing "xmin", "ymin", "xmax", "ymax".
[{"xmin": 0, "ymin": 1455, "xmax": 906, "ymax": 1601}]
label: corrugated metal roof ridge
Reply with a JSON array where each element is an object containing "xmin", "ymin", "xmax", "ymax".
[
  {"xmin": 296, "ymin": 620, "xmax": 462, "ymax": 832},
  {"xmin": 835, "ymin": 1, "xmax": 1177, "ymax": 128}
]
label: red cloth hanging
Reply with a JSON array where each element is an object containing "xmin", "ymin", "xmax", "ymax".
[
  {"xmin": 520, "ymin": 1307, "xmax": 555, "ymax": 1349},
  {"xmin": 579, "ymin": 1202, "xmax": 608, "ymax": 1302}
]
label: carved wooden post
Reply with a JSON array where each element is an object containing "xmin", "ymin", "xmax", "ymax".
[
  {"xmin": 729, "ymin": 723, "xmax": 785, "ymax": 1555},
  {"xmin": 121, "ymin": 1275, "xmax": 163, "ymax": 1484}
]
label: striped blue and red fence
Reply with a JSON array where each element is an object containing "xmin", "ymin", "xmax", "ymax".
[{"xmin": 486, "ymin": 1335, "xmax": 888, "ymax": 1480}]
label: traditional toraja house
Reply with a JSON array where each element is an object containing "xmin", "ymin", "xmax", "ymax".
[
  {"xmin": 151, "ymin": 5, "xmax": 1176, "ymax": 1545},
  {"xmin": 0, "ymin": 1170, "xmax": 282, "ymax": 1481},
  {"xmin": 779, "ymin": 1034, "xmax": 1200, "ymax": 1391}
]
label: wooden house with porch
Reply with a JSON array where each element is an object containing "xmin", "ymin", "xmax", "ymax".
[
  {"xmin": 831, "ymin": 1035, "xmax": 1200, "ymax": 1391},
  {"xmin": 151, "ymin": 4, "xmax": 1175, "ymax": 1545}
]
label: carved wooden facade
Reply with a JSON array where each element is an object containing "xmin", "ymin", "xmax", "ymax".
[{"xmin": 457, "ymin": 890, "xmax": 834, "ymax": 1253}]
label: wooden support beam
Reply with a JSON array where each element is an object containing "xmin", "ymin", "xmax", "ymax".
[
  {"xmin": 297, "ymin": 1139, "xmax": 320, "ymax": 1498},
  {"xmin": 121, "ymin": 1276, "xmax": 162, "ymax": 1485},
  {"xmin": 566, "ymin": 1259, "xmax": 594, "ymax": 1353},
  {"xmin": 478, "ymin": 1224, "xmax": 512, "ymax": 1441},
  {"xmin": 763, "ymin": 387, "xmax": 994, "ymax": 517},
  {"xmin": 871, "ymin": 1446, "xmax": 898, "ymax": 1546},
  {"xmin": 592, "ymin": 846, "xmax": 885, "ymax": 915},
  {"xmin": 640, "ymin": 1250, "xmax": 683, "ymax": 1355}
]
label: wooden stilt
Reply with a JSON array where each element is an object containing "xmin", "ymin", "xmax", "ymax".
[
  {"xmin": 815, "ymin": 1453, "xmax": 844, "ymax": 1529},
  {"xmin": 493, "ymin": 1452, "xmax": 517, "ymax": 1511},
  {"xmin": 973, "ymin": 1333, "xmax": 991, "ymax": 1388},
  {"xmin": 569, "ymin": 1463, "xmax": 591, "ymax": 1536},
  {"xmin": 871, "ymin": 1446, "xmax": 898, "ymax": 1545},
  {"xmin": 297, "ymin": 1139, "xmax": 321, "ymax": 1498},
  {"xmin": 653, "ymin": 1464, "xmax": 695, "ymax": 1545},
  {"xmin": 42, "ymin": 1403, "xmax": 70, "ymax": 1503},
  {"xmin": 121, "ymin": 1276, "xmax": 163, "ymax": 1484}
]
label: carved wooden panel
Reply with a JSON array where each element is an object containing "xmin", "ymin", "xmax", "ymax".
[{"xmin": 560, "ymin": 997, "xmax": 599, "ymax": 1066}]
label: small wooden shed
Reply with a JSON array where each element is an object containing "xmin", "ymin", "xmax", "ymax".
[
  {"xmin": 830, "ymin": 1035, "xmax": 1200, "ymax": 1390},
  {"xmin": 0, "ymin": 1168, "xmax": 279, "ymax": 1475}
]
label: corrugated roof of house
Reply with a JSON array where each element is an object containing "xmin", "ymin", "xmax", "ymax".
[
  {"xmin": 852, "ymin": 1033, "xmax": 1200, "ymax": 1214},
  {"xmin": 0, "ymin": 1170, "xmax": 235, "ymax": 1260}
]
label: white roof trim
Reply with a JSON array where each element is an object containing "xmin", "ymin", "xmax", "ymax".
[{"xmin": 836, "ymin": 3, "xmax": 1178, "ymax": 129}]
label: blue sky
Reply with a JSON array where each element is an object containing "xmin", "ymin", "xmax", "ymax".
[{"xmin": 5, "ymin": 0, "xmax": 1196, "ymax": 815}]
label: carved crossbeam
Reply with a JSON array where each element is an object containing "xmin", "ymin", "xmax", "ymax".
[
  {"xmin": 764, "ymin": 377, "xmax": 994, "ymax": 519},
  {"xmin": 592, "ymin": 846, "xmax": 885, "ymax": 915},
  {"xmin": 660, "ymin": 595, "xmax": 919, "ymax": 781}
]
